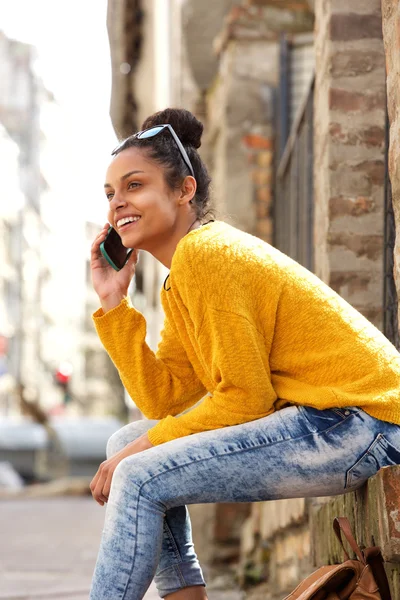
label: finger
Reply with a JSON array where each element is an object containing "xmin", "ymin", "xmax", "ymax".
[
  {"xmin": 91, "ymin": 231, "xmax": 109, "ymax": 257},
  {"xmin": 90, "ymin": 470, "xmax": 100, "ymax": 494},
  {"xmin": 102, "ymin": 469, "xmax": 114, "ymax": 500},
  {"xmin": 93, "ymin": 470, "xmax": 108, "ymax": 504},
  {"xmin": 92, "ymin": 227, "xmax": 109, "ymax": 246},
  {"xmin": 90, "ymin": 466, "xmax": 106, "ymax": 503}
]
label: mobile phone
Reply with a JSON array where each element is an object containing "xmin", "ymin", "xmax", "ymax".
[{"xmin": 100, "ymin": 226, "xmax": 134, "ymax": 271}]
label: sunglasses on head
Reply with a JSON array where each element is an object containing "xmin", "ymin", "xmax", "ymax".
[{"xmin": 113, "ymin": 124, "xmax": 195, "ymax": 178}]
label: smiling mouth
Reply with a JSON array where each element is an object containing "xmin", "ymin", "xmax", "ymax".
[{"xmin": 117, "ymin": 217, "xmax": 141, "ymax": 231}]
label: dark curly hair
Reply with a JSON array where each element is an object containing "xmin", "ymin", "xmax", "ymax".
[{"xmin": 112, "ymin": 108, "xmax": 214, "ymax": 222}]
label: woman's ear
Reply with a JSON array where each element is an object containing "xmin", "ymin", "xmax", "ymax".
[{"xmin": 178, "ymin": 176, "xmax": 197, "ymax": 206}]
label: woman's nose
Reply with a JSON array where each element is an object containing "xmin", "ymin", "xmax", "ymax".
[{"xmin": 109, "ymin": 193, "xmax": 127, "ymax": 211}]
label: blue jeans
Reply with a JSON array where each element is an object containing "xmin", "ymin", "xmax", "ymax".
[{"xmin": 89, "ymin": 405, "xmax": 400, "ymax": 599}]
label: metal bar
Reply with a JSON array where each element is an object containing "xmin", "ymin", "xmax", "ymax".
[
  {"xmin": 279, "ymin": 34, "xmax": 290, "ymax": 160},
  {"xmin": 383, "ymin": 107, "xmax": 400, "ymax": 348},
  {"xmin": 307, "ymin": 87, "xmax": 314, "ymax": 272},
  {"xmin": 277, "ymin": 73, "xmax": 315, "ymax": 179}
]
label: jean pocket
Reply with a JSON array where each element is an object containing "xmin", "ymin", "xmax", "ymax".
[
  {"xmin": 298, "ymin": 406, "xmax": 351, "ymax": 433},
  {"xmin": 345, "ymin": 433, "xmax": 400, "ymax": 489}
]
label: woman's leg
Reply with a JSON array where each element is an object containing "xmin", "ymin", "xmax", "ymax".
[
  {"xmin": 104, "ymin": 420, "xmax": 206, "ymax": 598},
  {"xmin": 90, "ymin": 406, "xmax": 400, "ymax": 599}
]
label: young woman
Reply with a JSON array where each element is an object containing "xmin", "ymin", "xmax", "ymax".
[{"xmin": 89, "ymin": 108, "xmax": 400, "ymax": 600}]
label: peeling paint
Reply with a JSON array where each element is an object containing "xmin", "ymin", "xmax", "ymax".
[{"xmin": 390, "ymin": 509, "xmax": 400, "ymax": 533}]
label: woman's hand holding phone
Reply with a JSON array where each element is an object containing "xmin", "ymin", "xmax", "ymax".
[{"xmin": 91, "ymin": 223, "xmax": 138, "ymax": 313}]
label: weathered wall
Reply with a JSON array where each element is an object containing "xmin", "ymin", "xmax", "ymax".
[
  {"xmin": 239, "ymin": 499, "xmax": 312, "ymax": 593},
  {"xmin": 310, "ymin": 466, "xmax": 400, "ymax": 598},
  {"xmin": 381, "ymin": 0, "xmax": 400, "ymax": 326},
  {"xmin": 313, "ymin": 0, "xmax": 386, "ymax": 329},
  {"xmin": 244, "ymin": 467, "xmax": 400, "ymax": 600},
  {"xmin": 205, "ymin": 7, "xmax": 279, "ymax": 237}
]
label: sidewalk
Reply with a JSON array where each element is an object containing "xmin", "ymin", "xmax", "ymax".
[
  {"xmin": 0, "ymin": 496, "xmax": 243, "ymax": 600},
  {"xmin": 0, "ymin": 496, "xmax": 157, "ymax": 600}
]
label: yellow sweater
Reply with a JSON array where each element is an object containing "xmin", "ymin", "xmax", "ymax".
[{"xmin": 93, "ymin": 220, "xmax": 400, "ymax": 446}]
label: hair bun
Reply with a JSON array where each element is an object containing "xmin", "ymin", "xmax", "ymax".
[{"xmin": 141, "ymin": 108, "xmax": 203, "ymax": 149}]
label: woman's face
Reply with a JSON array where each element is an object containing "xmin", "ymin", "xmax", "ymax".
[{"xmin": 104, "ymin": 147, "xmax": 186, "ymax": 252}]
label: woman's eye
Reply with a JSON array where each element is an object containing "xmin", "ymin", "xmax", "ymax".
[
  {"xmin": 106, "ymin": 193, "xmax": 114, "ymax": 201},
  {"xmin": 128, "ymin": 182, "xmax": 140, "ymax": 190}
]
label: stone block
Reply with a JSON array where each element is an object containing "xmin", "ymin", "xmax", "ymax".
[
  {"xmin": 330, "ymin": 13, "xmax": 383, "ymax": 41},
  {"xmin": 328, "ymin": 232, "xmax": 383, "ymax": 260},
  {"xmin": 329, "ymin": 88, "xmax": 386, "ymax": 113},
  {"xmin": 257, "ymin": 150, "xmax": 273, "ymax": 168},
  {"xmin": 329, "ymin": 196, "xmax": 376, "ymax": 219},
  {"xmin": 253, "ymin": 169, "xmax": 272, "ymax": 186},
  {"xmin": 330, "ymin": 50, "xmax": 385, "ymax": 78},
  {"xmin": 330, "ymin": 0, "xmax": 383, "ymax": 14},
  {"xmin": 256, "ymin": 187, "xmax": 272, "ymax": 205},
  {"xmin": 272, "ymin": 527, "xmax": 312, "ymax": 592},
  {"xmin": 329, "ymin": 271, "xmax": 373, "ymax": 297},
  {"xmin": 240, "ymin": 514, "xmax": 257, "ymax": 559},
  {"xmin": 256, "ymin": 202, "xmax": 271, "ymax": 219},
  {"xmin": 259, "ymin": 498, "xmax": 307, "ymax": 540},
  {"xmin": 329, "ymin": 122, "xmax": 385, "ymax": 149},
  {"xmin": 350, "ymin": 159, "xmax": 385, "ymax": 186}
]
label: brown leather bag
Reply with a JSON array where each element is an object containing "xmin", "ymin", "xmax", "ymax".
[{"xmin": 283, "ymin": 517, "xmax": 391, "ymax": 600}]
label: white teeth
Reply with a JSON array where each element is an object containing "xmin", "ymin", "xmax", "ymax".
[{"xmin": 117, "ymin": 216, "xmax": 140, "ymax": 228}]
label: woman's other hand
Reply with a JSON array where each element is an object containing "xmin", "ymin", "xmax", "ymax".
[
  {"xmin": 90, "ymin": 432, "xmax": 154, "ymax": 506},
  {"xmin": 91, "ymin": 223, "xmax": 139, "ymax": 312}
]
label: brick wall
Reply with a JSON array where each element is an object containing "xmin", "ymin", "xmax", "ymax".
[
  {"xmin": 381, "ymin": 0, "xmax": 400, "ymax": 318},
  {"xmin": 313, "ymin": 0, "xmax": 386, "ymax": 329}
]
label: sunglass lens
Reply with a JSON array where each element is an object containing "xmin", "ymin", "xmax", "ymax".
[{"xmin": 137, "ymin": 126, "xmax": 165, "ymax": 139}]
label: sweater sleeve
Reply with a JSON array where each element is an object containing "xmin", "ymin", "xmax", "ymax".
[
  {"xmin": 92, "ymin": 297, "xmax": 207, "ymax": 419},
  {"xmin": 147, "ymin": 306, "xmax": 277, "ymax": 445}
]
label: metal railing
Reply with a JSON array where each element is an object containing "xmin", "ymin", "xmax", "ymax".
[
  {"xmin": 383, "ymin": 112, "xmax": 400, "ymax": 349},
  {"xmin": 274, "ymin": 74, "xmax": 314, "ymax": 272}
]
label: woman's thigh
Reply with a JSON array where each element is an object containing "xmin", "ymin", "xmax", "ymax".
[{"xmin": 112, "ymin": 405, "xmax": 400, "ymax": 507}]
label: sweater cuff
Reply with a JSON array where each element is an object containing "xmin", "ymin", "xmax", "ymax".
[
  {"xmin": 92, "ymin": 296, "xmax": 133, "ymax": 321},
  {"xmin": 147, "ymin": 416, "xmax": 183, "ymax": 446},
  {"xmin": 147, "ymin": 427, "xmax": 166, "ymax": 447}
]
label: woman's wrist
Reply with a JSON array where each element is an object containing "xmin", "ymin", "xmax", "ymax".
[
  {"xmin": 123, "ymin": 433, "xmax": 154, "ymax": 457},
  {"xmin": 100, "ymin": 291, "xmax": 127, "ymax": 314}
]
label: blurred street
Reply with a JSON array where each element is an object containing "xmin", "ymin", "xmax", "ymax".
[
  {"xmin": 0, "ymin": 497, "xmax": 159, "ymax": 600},
  {"xmin": 0, "ymin": 496, "xmax": 243, "ymax": 600}
]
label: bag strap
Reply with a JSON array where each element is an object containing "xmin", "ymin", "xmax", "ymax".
[
  {"xmin": 364, "ymin": 547, "xmax": 392, "ymax": 600},
  {"xmin": 334, "ymin": 518, "xmax": 392, "ymax": 600},
  {"xmin": 333, "ymin": 517, "xmax": 366, "ymax": 564}
]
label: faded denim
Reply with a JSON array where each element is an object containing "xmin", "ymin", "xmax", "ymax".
[{"xmin": 89, "ymin": 405, "xmax": 400, "ymax": 599}]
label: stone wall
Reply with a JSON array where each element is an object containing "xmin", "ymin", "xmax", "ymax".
[
  {"xmin": 313, "ymin": 0, "xmax": 386, "ymax": 329},
  {"xmin": 310, "ymin": 466, "xmax": 400, "ymax": 598},
  {"xmin": 381, "ymin": 0, "xmax": 400, "ymax": 325},
  {"xmin": 239, "ymin": 499, "xmax": 312, "ymax": 593}
]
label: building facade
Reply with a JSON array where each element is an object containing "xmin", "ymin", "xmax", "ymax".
[{"xmin": 0, "ymin": 31, "xmax": 110, "ymax": 418}]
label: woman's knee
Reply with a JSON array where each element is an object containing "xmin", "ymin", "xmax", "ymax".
[{"xmin": 106, "ymin": 419, "xmax": 158, "ymax": 458}]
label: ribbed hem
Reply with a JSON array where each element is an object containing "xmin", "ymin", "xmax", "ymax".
[
  {"xmin": 147, "ymin": 426, "xmax": 168, "ymax": 447},
  {"xmin": 154, "ymin": 561, "xmax": 206, "ymax": 598},
  {"xmin": 362, "ymin": 407, "xmax": 400, "ymax": 426}
]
